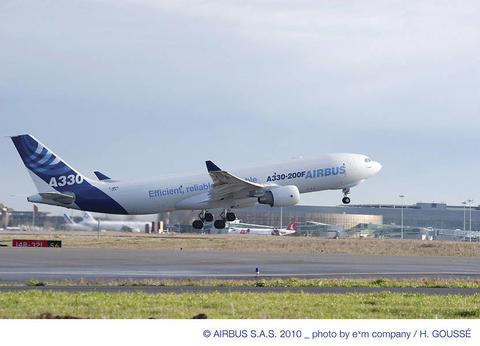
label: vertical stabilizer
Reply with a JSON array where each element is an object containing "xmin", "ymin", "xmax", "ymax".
[
  {"xmin": 287, "ymin": 222, "xmax": 298, "ymax": 230},
  {"xmin": 11, "ymin": 134, "xmax": 88, "ymax": 194},
  {"xmin": 63, "ymin": 214, "xmax": 75, "ymax": 225},
  {"xmin": 10, "ymin": 134, "xmax": 128, "ymax": 214},
  {"xmin": 82, "ymin": 212, "xmax": 97, "ymax": 223}
]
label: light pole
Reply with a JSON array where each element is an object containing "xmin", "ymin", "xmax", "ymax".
[
  {"xmin": 468, "ymin": 199, "xmax": 473, "ymax": 242},
  {"xmin": 462, "ymin": 201, "xmax": 467, "ymax": 232},
  {"xmin": 280, "ymin": 207, "xmax": 283, "ymax": 229},
  {"xmin": 399, "ymin": 195, "xmax": 405, "ymax": 239}
]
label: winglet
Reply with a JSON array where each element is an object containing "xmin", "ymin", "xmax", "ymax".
[
  {"xmin": 94, "ymin": 171, "xmax": 111, "ymax": 181},
  {"xmin": 206, "ymin": 160, "xmax": 221, "ymax": 172}
]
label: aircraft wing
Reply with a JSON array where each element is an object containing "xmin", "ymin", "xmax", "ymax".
[{"xmin": 206, "ymin": 161, "xmax": 266, "ymax": 200}]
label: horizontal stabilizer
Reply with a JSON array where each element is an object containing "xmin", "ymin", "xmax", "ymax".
[{"xmin": 39, "ymin": 192, "xmax": 75, "ymax": 204}]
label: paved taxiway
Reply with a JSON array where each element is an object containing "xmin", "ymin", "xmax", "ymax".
[{"xmin": 0, "ymin": 248, "xmax": 479, "ymax": 282}]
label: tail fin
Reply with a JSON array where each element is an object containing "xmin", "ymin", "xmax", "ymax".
[
  {"xmin": 287, "ymin": 222, "xmax": 298, "ymax": 230},
  {"xmin": 10, "ymin": 134, "xmax": 88, "ymax": 193},
  {"xmin": 10, "ymin": 134, "xmax": 128, "ymax": 214},
  {"xmin": 63, "ymin": 214, "xmax": 75, "ymax": 224},
  {"xmin": 82, "ymin": 212, "xmax": 96, "ymax": 223}
]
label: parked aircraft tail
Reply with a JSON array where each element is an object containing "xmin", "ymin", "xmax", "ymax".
[
  {"xmin": 286, "ymin": 222, "xmax": 299, "ymax": 230},
  {"xmin": 82, "ymin": 212, "xmax": 97, "ymax": 223},
  {"xmin": 63, "ymin": 214, "xmax": 75, "ymax": 225}
]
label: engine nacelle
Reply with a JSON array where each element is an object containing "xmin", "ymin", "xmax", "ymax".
[{"xmin": 258, "ymin": 185, "xmax": 300, "ymax": 207}]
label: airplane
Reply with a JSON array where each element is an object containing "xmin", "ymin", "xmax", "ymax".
[
  {"xmin": 63, "ymin": 214, "xmax": 92, "ymax": 231},
  {"xmin": 63, "ymin": 212, "xmax": 148, "ymax": 232},
  {"xmin": 228, "ymin": 221, "xmax": 299, "ymax": 236},
  {"xmin": 10, "ymin": 134, "xmax": 382, "ymax": 229}
]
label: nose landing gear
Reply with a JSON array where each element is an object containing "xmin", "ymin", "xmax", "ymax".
[{"xmin": 342, "ymin": 188, "xmax": 351, "ymax": 204}]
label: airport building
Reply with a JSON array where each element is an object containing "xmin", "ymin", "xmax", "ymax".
[
  {"xmin": 348, "ymin": 223, "xmax": 431, "ymax": 240},
  {"xmin": 293, "ymin": 221, "xmax": 346, "ymax": 238},
  {"xmin": 1, "ymin": 203, "xmax": 11, "ymax": 228},
  {"xmin": 0, "ymin": 203, "xmax": 65, "ymax": 229},
  {"xmin": 159, "ymin": 207, "xmax": 382, "ymax": 233},
  {"xmin": 8, "ymin": 210, "xmax": 65, "ymax": 229},
  {"xmin": 337, "ymin": 202, "xmax": 480, "ymax": 230},
  {"xmin": 233, "ymin": 205, "xmax": 382, "ymax": 230},
  {"xmin": 234, "ymin": 202, "xmax": 480, "ymax": 231},
  {"xmin": 161, "ymin": 202, "xmax": 480, "ymax": 240}
]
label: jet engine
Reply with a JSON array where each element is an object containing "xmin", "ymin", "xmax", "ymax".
[{"xmin": 258, "ymin": 185, "xmax": 300, "ymax": 207}]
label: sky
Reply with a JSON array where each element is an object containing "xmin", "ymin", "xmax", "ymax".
[{"xmin": 1, "ymin": 0, "xmax": 479, "ymax": 216}]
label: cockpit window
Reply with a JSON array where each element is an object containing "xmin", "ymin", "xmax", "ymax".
[{"xmin": 364, "ymin": 158, "xmax": 371, "ymax": 163}]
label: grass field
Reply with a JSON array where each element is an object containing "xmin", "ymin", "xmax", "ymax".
[
  {"xmin": 0, "ymin": 291, "xmax": 479, "ymax": 319},
  {"xmin": 16, "ymin": 277, "xmax": 480, "ymax": 289},
  {"xmin": 1, "ymin": 232, "xmax": 479, "ymax": 257}
]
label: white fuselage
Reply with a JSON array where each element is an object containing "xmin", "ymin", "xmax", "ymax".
[
  {"xmin": 64, "ymin": 223, "xmax": 92, "ymax": 231},
  {"xmin": 65, "ymin": 219, "xmax": 149, "ymax": 232},
  {"xmin": 81, "ymin": 220, "xmax": 149, "ymax": 232},
  {"xmin": 30, "ymin": 153, "xmax": 381, "ymax": 215},
  {"xmin": 91, "ymin": 153, "xmax": 380, "ymax": 214},
  {"xmin": 228, "ymin": 227, "xmax": 296, "ymax": 236}
]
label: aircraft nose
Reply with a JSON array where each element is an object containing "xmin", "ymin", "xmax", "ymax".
[{"xmin": 372, "ymin": 161, "xmax": 382, "ymax": 175}]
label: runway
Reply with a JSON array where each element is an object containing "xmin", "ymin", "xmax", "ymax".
[{"xmin": 0, "ymin": 248, "xmax": 479, "ymax": 283}]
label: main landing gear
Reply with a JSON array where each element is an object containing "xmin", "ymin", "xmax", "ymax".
[
  {"xmin": 342, "ymin": 188, "xmax": 351, "ymax": 204},
  {"xmin": 214, "ymin": 220, "xmax": 226, "ymax": 229},
  {"xmin": 224, "ymin": 210, "xmax": 236, "ymax": 222},
  {"xmin": 191, "ymin": 210, "xmax": 236, "ymax": 229},
  {"xmin": 192, "ymin": 210, "xmax": 214, "ymax": 229},
  {"xmin": 213, "ymin": 210, "xmax": 236, "ymax": 229}
]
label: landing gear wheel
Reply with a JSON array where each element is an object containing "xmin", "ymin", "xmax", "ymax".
[
  {"xmin": 226, "ymin": 212, "xmax": 236, "ymax": 222},
  {"xmin": 342, "ymin": 188, "xmax": 351, "ymax": 205},
  {"xmin": 192, "ymin": 220, "xmax": 204, "ymax": 229},
  {"xmin": 214, "ymin": 220, "xmax": 226, "ymax": 229},
  {"xmin": 204, "ymin": 212, "xmax": 214, "ymax": 222}
]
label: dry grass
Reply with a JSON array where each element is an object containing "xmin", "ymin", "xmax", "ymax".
[{"xmin": 0, "ymin": 231, "xmax": 479, "ymax": 257}]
